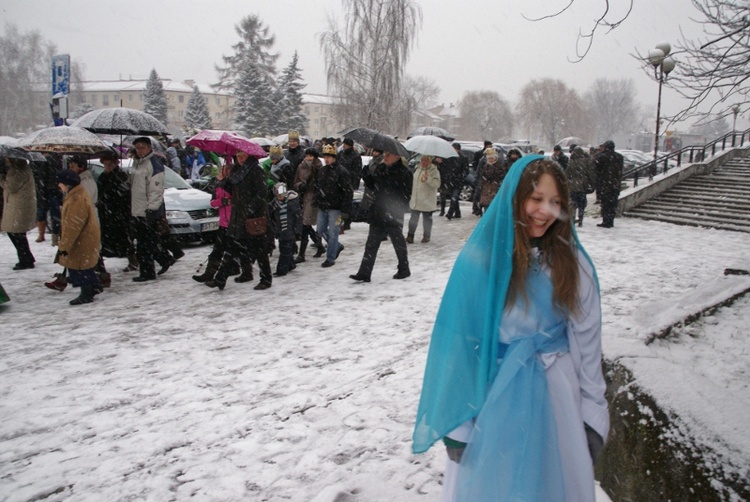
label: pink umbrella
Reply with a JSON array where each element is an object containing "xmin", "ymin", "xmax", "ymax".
[{"xmin": 186, "ymin": 130, "xmax": 267, "ymax": 159}]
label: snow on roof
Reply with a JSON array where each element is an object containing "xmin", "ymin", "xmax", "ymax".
[{"xmin": 81, "ymin": 80, "xmax": 231, "ymax": 96}]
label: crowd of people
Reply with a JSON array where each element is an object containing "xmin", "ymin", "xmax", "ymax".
[{"xmin": 2, "ymin": 132, "xmax": 623, "ymax": 307}]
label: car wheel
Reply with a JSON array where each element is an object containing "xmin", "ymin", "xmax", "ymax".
[{"xmin": 459, "ymin": 184, "xmax": 473, "ymax": 201}]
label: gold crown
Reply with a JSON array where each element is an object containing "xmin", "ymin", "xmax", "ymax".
[
  {"xmin": 288, "ymin": 130, "xmax": 300, "ymax": 140},
  {"xmin": 269, "ymin": 145, "xmax": 283, "ymax": 157},
  {"xmin": 322, "ymin": 144, "xmax": 337, "ymax": 156}
]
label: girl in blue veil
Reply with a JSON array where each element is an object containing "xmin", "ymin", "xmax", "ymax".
[{"xmin": 412, "ymin": 155, "xmax": 609, "ymax": 501}]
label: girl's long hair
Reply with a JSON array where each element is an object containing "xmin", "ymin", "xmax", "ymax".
[{"xmin": 506, "ymin": 159, "xmax": 580, "ymax": 316}]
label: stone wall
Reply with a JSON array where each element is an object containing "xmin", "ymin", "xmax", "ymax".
[{"xmin": 596, "ymin": 360, "xmax": 750, "ymax": 501}]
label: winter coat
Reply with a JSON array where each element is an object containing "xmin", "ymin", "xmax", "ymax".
[
  {"xmin": 97, "ymin": 167, "xmax": 131, "ymax": 258},
  {"xmin": 551, "ymin": 152, "xmax": 569, "ymax": 171},
  {"xmin": 438, "ymin": 157, "xmax": 463, "ymax": 192},
  {"xmin": 0, "ymin": 160, "xmax": 36, "ymax": 233},
  {"xmin": 594, "ymin": 149, "xmax": 624, "ymax": 194},
  {"xmin": 363, "ymin": 160, "xmax": 412, "ymax": 226},
  {"xmin": 58, "ymin": 184, "xmax": 101, "ymax": 271},
  {"xmin": 337, "ymin": 148, "xmax": 363, "ymax": 190},
  {"xmin": 79, "ymin": 169, "xmax": 98, "ymax": 205},
  {"xmin": 313, "ymin": 161, "xmax": 352, "ymax": 213},
  {"xmin": 360, "ymin": 154, "xmax": 383, "ymax": 212},
  {"xmin": 285, "ymin": 145, "xmax": 306, "ymax": 172},
  {"xmin": 221, "ymin": 156, "xmax": 268, "ymax": 241},
  {"xmin": 566, "ymin": 148, "xmax": 596, "ymax": 194},
  {"xmin": 479, "ymin": 160, "xmax": 508, "ymax": 207},
  {"xmin": 409, "ymin": 162, "xmax": 441, "ymax": 212},
  {"xmin": 210, "ymin": 185, "xmax": 232, "ymax": 228},
  {"xmin": 293, "ymin": 157, "xmax": 322, "ymax": 226},
  {"xmin": 271, "ymin": 191, "xmax": 303, "ymax": 241},
  {"xmin": 270, "ymin": 157, "xmax": 296, "ymax": 188},
  {"xmin": 166, "ymin": 146, "xmax": 182, "ymax": 173},
  {"xmin": 130, "ymin": 152, "xmax": 166, "ymax": 218}
]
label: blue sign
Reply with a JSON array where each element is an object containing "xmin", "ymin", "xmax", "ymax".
[{"xmin": 52, "ymin": 54, "xmax": 70, "ymax": 96}]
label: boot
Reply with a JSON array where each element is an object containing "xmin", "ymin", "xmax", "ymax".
[
  {"xmin": 123, "ymin": 253, "xmax": 139, "ymax": 272},
  {"xmin": 313, "ymin": 243, "xmax": 326, "ymax": 258},
  {"xmin": 51, "ymin": 233, "xmax": 59, "ymax": 246},
  {"xmin": 36, "ymin": 221, "xmax": 46, "ymax": 242},
  {"xmin": 99, "ymin": 271, "xmax": 112, "ymax": 288},
  {"xmin": 70, "ymin": 285, "xmax": 95, "ymax": 305},
  {"xmin": 421, "ymin": 236, "xmax": 430, "ymax": 243},
  {"xmin": 45, "ymin": 273, "xmax": 68, "ymax": 292},
  {"xmin": 406, "ymin": 233, "xmax": 414, "ymax": 244},
  {"xmin": 193, "ymin": 257, "xmax": 220, "ymax": 283},
  {"xmin": 204, "ymin": 279, "xmax": 226, "ymax": 290},
  {"xmin": 234, "ymin": 256, "xmax": 254, "ymax": 283},
  {"xmin": 295, "ymin": 239, "xmax": 308, "ymax": 263}
]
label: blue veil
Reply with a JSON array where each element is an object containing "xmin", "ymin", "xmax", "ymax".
[{"xmin": 412, "ymin": 154, "xmax": 596, "ymax": 454}]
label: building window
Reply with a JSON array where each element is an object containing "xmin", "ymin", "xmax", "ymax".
[
  {"xmin": 103, "ymin": 95, "xmax": 110, "ymax": 106},
  {"xmin": 114, "ymin": 94, "xmax": 119, "ymax": 103},
  {"xmin": 216, "ymin": 98, "xmax": 221, "ymax": 105},
  {"xmin": 305, "ymin": 106, "xmax": 311, "ymax": 114},
  {"xmin": 92, "ymin": 94, "xmax": 97, "ymax": 104},
  {"xmin": 139, "ymin": 95, "xmax": 143, "ymax": 102},
  {"xmin": 315, "ymin": 107, "xmax": 320, "ymax": 112},
  {"xmin": 178, "ymin": 110, "xmax": 183, "ymax": 118},
  {"xmin": 179, "ymin": 95, "xmax": 184, "ymax": 103}
]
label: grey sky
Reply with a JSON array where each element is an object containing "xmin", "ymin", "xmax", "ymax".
[{"xmin": 3, "ymin": 0, "xmax": 734, "ymax": 132}]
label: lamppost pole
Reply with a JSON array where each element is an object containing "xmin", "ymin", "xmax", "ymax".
[
  {"xmin": 647, "ymin": 42, "xmax": 676, "ymax": 179},
  {"xmin": 732, "ymin": 103, "xmax": 741, "ymax": 147}
]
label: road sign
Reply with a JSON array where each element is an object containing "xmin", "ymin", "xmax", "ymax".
[{"xmin": 52, "ymin": 54, "xmax": 70, "ymax": 96}]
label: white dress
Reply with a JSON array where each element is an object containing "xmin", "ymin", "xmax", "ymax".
[{"xmin": 442, "ymin": 249, "xmax": 609, "ymax": 501}]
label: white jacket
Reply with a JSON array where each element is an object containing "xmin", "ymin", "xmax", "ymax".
[
  {"xmin": 409, "ymin": 163, "xmax": 441, "ymax": 212},
  {"xmin": 129, "ymin": 153, "xmax": 165, "ymax": 217}
]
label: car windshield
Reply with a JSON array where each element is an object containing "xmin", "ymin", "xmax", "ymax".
[{"xmin": 163, "ymin": 167, "xmax": 190, "ymax": 189}]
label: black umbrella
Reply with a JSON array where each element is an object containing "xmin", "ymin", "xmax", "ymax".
[
  {"xmin": 407, "ymin": 126, "xmax": 455, "ymax": 142},
  {"xmin": 72, "ymin": 107, "xmax": 169, "ymax": 136},
  {"xmin": 367, "ymin": 133, "xmax": 410, "ymax": 158},
  {"xmin": 0, "ymin": 145, "xmax": 32, "ymax": 162},
  {"xmin": 340, "ymin": 126, "xmax": 379, "ymax": 146}
]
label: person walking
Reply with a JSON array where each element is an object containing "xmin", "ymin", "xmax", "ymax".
[
  {"xmin": 412, "ymin": 156, "xmax": 608, "ymax": 501},
  {"xmin": 313, "ymin": 144, "xmax": 351, "ymax": 268},
  {"xmin": 292, "ymin": 148, "xmax": 326, "ymax": 262},
  {"xmin": 567, "ymin": 147, "xmax": 596, "ymax": 227},
  {"xmin": 349, "ymin": 148, "xmax": 412, "ymax": 282},
  {"xmin": 55, "ymin": 169, "xmax": 102, "ymax": 306},
  {"xmin": 407, "ymin": 155, "xmax": 441, "ymax": 244},
  {"xmin": 594, "ymin": 140, "xmax": 624, "ymax": 228},
  {"xmin": 1, "ymin": 156, "xmax": 37, "ymax": 270},
  {"xmin": 477, "ymin": 148, "xmax": 507, "ymax": 216}
]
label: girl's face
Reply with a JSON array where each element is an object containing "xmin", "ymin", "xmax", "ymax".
[{"xmin": 523, "ymin": 173, "xmax": 561, "ymax": 238}]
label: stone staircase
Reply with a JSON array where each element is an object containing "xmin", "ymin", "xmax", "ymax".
[{"xmin": 624, "ymin": 156, "xmax": 750, "ymax": 232}]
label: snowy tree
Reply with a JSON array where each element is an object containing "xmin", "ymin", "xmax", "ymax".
[
  {"xmin": 215, "ymin": 15, "xmax": 278, "ymax": 93},
  {"xmin": 319, "ymin": 0, "xmax": 422, "ymax": 133},
  {"xmin": 234, "ymin": 57, "xmax": 274, "ymax": 137},
  {"xmin": 516, "ymin": 78, "xmax": 591, "ymax": 146},
  {"xmin": 270, "ymin": 52, "xmax": 307, "ymax": 135},
  {"xmin": 458, "ymin": 91, "xmax": 513, "ymax": 142},
  {"xmin": 70, "ymin": 102, "xmax": 95, "ymax": 120},
  {"xmin": 143, "ymin": 68, "xmax": 168, "ymax": 126},
  {"xmin": 584, "ymin": 78, "xmax": 640, "ymax": 141},
  {"xmin": 184, "ymin": 85, "xmax": 213, "ymax": 133},
  {"xmin": 0, "ymin": 24, "xmax": 57, "ymax": 134}
]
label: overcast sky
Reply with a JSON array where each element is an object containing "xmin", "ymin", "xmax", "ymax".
[{"xmin": 3, "ymin": 0, "xmax": 743, "ymax": 133}]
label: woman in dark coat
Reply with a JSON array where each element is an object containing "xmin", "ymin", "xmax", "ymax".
[
  {"xmin": 205, "ymin": 150, "xmax": 272, "ymax": 291},
  {"xmin": 97, "ymin": 151, "xmax": 132, "ymax": 258}
]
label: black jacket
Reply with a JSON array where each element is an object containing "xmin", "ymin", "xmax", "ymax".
[
  {"xmin": 594, "ymin": 149, "xmax": 624, "ymax": 193},
  {"xmin": 285, "ymin": 146, "xmax": 306, "ymax": 173},
  {"xmin": 363, "ymin": 160, "xmax": 412, "ymax": 226},
  {"xmin": 221, "ymin": 157, "xmax": 268, "ymax": 240},
  {"xmin": 337, "ymin": 148, "xmax": 363, "ymax": 190},
  {"xmin": 313, "ymin": 161, "xmax": 352, "ymax": 212}
]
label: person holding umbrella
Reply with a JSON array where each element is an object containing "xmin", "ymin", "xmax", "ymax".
[
  {"xmin": 349, "ymin": 141, "xmax": 412, "ymax": 282},
  {"xmin": 1, "ymin": 154, "xmax": 37, "ymax": 270},
  {"xmin": 407, "ymin": 155, "xmax": 441, "ymax": 244}
]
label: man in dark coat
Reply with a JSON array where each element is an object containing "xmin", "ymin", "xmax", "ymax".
[
  {"xmin": 551, "ymin": 144, "xmax": 569, "ymax": 171},
  {"xmin": 350, "ymin": 149, "xmax": 412, "ymax": 282},
  {"xmin": 337, "ymin": 137, "xmax": 362, "ymax": 231},
  {"xmin": 594, "ymin": 140, "xmax": 624, "ymax": 228},
  {"xmin": 206, "ymin": 150, "xmax": 272, "ymax": 290},
  {"xmin": 284, "ymin": 130, "xmax": 306, "ymax": 173},
  {"xmin": 313, "ymin": 144, "xmax": 352, "ymax": 267}
]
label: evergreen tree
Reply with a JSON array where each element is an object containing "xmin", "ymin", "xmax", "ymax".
[
  {"xmin": 234, "ymin": 57, "xmax": 274, "ymax": 137},
  {"xmin": 272, "ymin": 52, "xmax": 307, "ymax": 135},
  {"xmin": 215, "ymin": 15, "xmax": 278, "ymax": 93},
  {"xmin": 184, "ymin": 85, "xmax": 213, "ymax": 134},
  {"xmin": 143, "ymin": 68, "xmax": 168, "ymax": 126},
  {"xmin": 70, "ymin": 102, "xmax": 95, "ymax": 120}
]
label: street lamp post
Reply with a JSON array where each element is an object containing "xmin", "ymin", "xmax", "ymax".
[
  {"xmin": 732, "ymin": 103, "xmax": 741, "ymax": 147},
  {"xmin": 647, "ymin": 42, "xmax": 676, "ymax": 179}
]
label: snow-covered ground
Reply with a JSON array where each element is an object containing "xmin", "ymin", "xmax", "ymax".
[{"xmin": 1, "ymin": 202, "xmax": 749, "ymax": 501}]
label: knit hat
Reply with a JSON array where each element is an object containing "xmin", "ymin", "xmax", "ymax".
[
  {"xmin": 68, "ymin": 155, "xmax": 88, "ymax": 169},
  {"xmin": 57, "ymin": 169, "xmax": 81, "ymax": 187},
  {"xmin": 343, "ymin": 138, "xmax": 354, "ymax": 147},
  {"xmin": 322, "ymin": 144, "xmax": 337, "ymax": 157},
  {"xmin": 288, "ymin": 130, "xmax": 300, "ymax": 141},
  {"xmin": 304, "ymin": 148, "xmax": 318, "ymax": 158},
  {"xmin": 269, "ymin": 145, "xmax": 284, "ymax": 160}
]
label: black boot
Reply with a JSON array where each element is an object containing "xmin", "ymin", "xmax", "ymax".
[
  {"xmin": 193, "ymin": 256, "xmax": 220, "ymax": 283},
  {"xmin": 295, "ymin": 239, "xmax": 308, "ymax": 263},
  {"xmin": 70, "ymin": 285, "xmax": 95, "ymax": 305},
  {"xmin": 313, "ymin": 243, "xmax": 326, "ymax": 258}
]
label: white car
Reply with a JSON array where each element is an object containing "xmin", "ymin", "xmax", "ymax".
[{"xmin": 89, "ymin": 159, "xmax": 219, "ymax": 242}]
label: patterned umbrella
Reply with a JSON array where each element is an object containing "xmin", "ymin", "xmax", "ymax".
[
  {"xmin": 72, "ymin": 107, "xmax": 169, "ymax": 136},
  {"xmin": 16, "ymin": 126, "xmax": 113, "ymax": 155},
  {"xmin": 187, "ymin": 130, "xmax": 267, "ymax": 159}
]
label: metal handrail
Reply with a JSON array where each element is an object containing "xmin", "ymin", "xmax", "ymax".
[{"xmin": 624, "ymin": 128, "xmax": 750, "ymax": 186}]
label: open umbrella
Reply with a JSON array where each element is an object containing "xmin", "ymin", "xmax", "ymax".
[
  {"xmin": 121, "ymin": 135, "xmax": 168, "ymax": 159},
  {"xmin": 187, "ymin": 130, "xmax": 266, "ymax": 159},
  {"xmin": 556, "ymin": 137, "xmax": 586, "ymax": 149},
  {"xmin": 367, "ymin": 133, "xmax": 410, "ymax": 158},
  {"xmin": 340, "ymin": 126, "xmax": 379, "ymax": 146},
  {"xmin": 249, "ymin": 137, "xmax": 276, "ymax": 147},
  {"xmin": 0, "ymin": 136, "xmax": 19, "ymax": 146},
  {"xmin": 16, "ymin": 126, "xmax": 113, "ymax": 155},
  {"xmin": 403, "ymin": 135, "xmax": 458, "ymax": 158},
  {"xmin": 408, "ymin": 126, "xmax": 455, "ymax": 142},
  {"xmin": 0, "ymin": 145, "xmax": 32, "ymax": 162},
  {"xmin": 72, "ymin": 107, "xmax": 169, "ymax": 136},
  {"xmin": 271, "ymin": 133, "xmax": 313, "ymax": 148}
]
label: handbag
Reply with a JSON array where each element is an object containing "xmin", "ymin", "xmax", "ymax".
[{"xmin": 245, "ymin": 216, "xmax": 268, "ymax": 236}]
